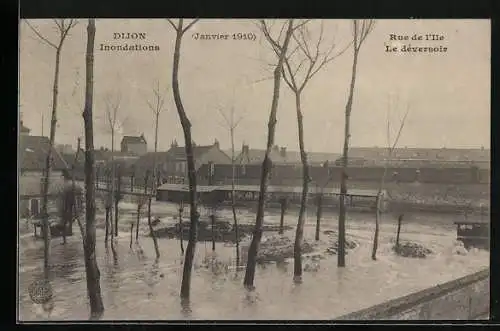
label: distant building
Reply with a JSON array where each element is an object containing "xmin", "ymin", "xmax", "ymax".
[
  {"xmin": 19, "ymin": 125, "xmax": 69, "ymax": 218},
  {"xmin": 349, "ymin": 146, "xmax": 490, "ymax": 168},
  {"xmin": 146, "ymin": 139, "xmax": 232, "ymax": 184},
  {"xmin": 56, "ymin": 144, "xmax": 73, "ymax": 155},
  {"xmin": 121, "ymin": 134, "xmax": 147, "ymax": 155},
  {"xmin": 235, "ymin": 143, "xmax": 340, "ymax": 166},
  {"xmin": 20, "ymin": 120, "xmax": 30, "ymax": 136}
]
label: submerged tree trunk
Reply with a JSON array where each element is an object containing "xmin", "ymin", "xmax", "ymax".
[
  {"xmin": 338, "ymin": 46, "xmax": 359, "ymax": 268},
  {"xmin": 293, "ymin": 93, "xmax": 309, "ymax": 282},
  {"xmin": 372, "ymin": 193, "xmax": 381, "ymax": 260},
  {"xmin": 136, "ymin": 202, "xmax": 141, "ymax": 242},
  {"xmin": 211, "ymin": 214, "xmax": 216, "ymax": 252},
  {"xmin": 40, "ymin": 45, "xmax": 62, "ymax": 280},
  {"xmin": 170, "ymin": 19, "xmax": 200, "ymax": 300},
  {"xmin": 279, "ymin": 198, "xmax": 287, "ymax": 235},
  {"xmin": 130, "ymin": 223, "xmax": 134, "ymax": 249},
  {"xmin": 315, "ymin": 194, "xmax": 323, "ymax": 241},
  {"xmin": 395, "ymin": 213, "xmax": 403, "ymax": 249},
  {"xmin": 244, "ymin": 20, "xmax": 294, "ymax": 289},
  {"xmin": 147, "ymin": 195, "xmax": 160, "ymax": 259},
  {"xmin": 179, "ymin": 205, "xmax": 184, "ymax": 254},
  {"xmin": 230, "ymin": 127, "xmax": 240, "ymax": 266},
  {"xmin": 82, "ymin": 18, "xmax": 104, "ymax": 318},
  {"xmin": 104, "ymin": 207, "xmax": 110, "ymax": 245},
  {"xmin": 149, "ymin": 111, "xmax": 161, "ymax": 260},
  {"xmin": 114, "ymin": 167, "xmax": 122, "ymax": 237}
]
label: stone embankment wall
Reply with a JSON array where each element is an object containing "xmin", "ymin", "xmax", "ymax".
[{"xmin": 336, "ymin": 268, "xmax": 489, "ymax": 320}]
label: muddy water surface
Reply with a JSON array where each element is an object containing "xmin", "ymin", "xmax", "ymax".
[{"xmin": 18, "ymin": 203, "xmax": 489, "ymax": 320}]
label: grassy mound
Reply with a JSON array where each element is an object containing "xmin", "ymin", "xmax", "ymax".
[
  {"xmin": 393, "ymin": 241, "xmax": 433, "ymax": 258},
  {"xmin": 255, "ymin": 235, "xmax": 316, "ymax": 264},
  {"xmin": 323, "ymin": 230, "xmax": 358, "ymax": 255}
]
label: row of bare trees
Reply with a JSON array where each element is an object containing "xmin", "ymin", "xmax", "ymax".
[{"xmin": 26, "ymin": 18, "xmax": 411, "ymax": 318}]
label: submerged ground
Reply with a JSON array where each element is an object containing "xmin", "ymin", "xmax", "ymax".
[{"xmin": 18, "ymin": 201, "xmax": 489, "ymax": 320}]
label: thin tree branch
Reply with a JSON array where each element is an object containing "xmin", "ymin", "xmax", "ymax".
[
  {"xmin": 390, "ymin": 104, "xmax": 410, "ymax": 152},
  {"xmin": 24, "ymin": 20, "xmax": 58, "ymax": 49},
  {"xmin": 182, "ymin": 19, "xmax": 200, "ymax": 35},
  {"xmin": 166, "ymin": 19, "xmax": 179, "ymax": 31}
]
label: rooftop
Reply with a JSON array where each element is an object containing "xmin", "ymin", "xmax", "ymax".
[{"xmin": 19, "ymin": 135, "xmax": 68, "ymax": 171}]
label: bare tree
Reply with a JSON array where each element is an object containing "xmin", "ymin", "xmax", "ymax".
[
  {"xmin": 104, "ymin": 169, "xmax": 112, "ymax": 245},
  {"xmin": 279, "ymin": 20, "xmax": 351, "ymax": 282},
  {"xmin": 372, "ymin": 96, "xmax": 410, "ymax": 260},
  {"xmin": 338, "ymin": 19, "xmax": 375, "ymax": 268},
  {"xmin": 243, "ymin": 19, "xmax": 295, "ymax": 289},
  {"xmin": 81, "ymin": 18, "xmax": 105, "ymax": 318},
  {"xmin": 217, "ymin": 97, "xmax": 245, "ymax": 267},
  {"xmin": 145, "ymin": 80, "xmax": 167, "ymax": 260},
  {"xmin": 166, "ymin": 18, "xmax": 200, "ymax": 301},
  {"xmin": 103, "ymin": 91, "xmax": 122, "ymax": 237},
  {"xmin": 71, "ymin": 138, "xmax": 86, "ymax": 241},
  {"xmin": 136, "ymin": 171, "xmax": 150, "ymax": 242},
  {"xmin": 61, "ymin": 137, "xmax": 84, "ymax": 245},
  {"xmin": 25, "ymin": 18, "xmax": 78, "ymax": 279}
]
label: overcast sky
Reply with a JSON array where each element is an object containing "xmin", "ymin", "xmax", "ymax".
[{"xmin": 19, "ymin": 19, "xmax": 490, "ymax": 153}]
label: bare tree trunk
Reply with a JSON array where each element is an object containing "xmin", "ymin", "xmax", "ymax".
[
  {"xmin": 395, "ymin": 213, "xmax": 403, "ymax": 250},
  {"xmin": 372, "ymin": 193, "xmax": 381, "ymax": 260},
  {"xmin": 40, "ymin": 45, "xmax": 62, "ymax": 280},
  {"xmin": 211, "ymin": 214, "xmax": 216, "ymax": 252},
  {"xmin": 130, "ymin": 223, "xmax": 134, "ymax": 249},
  {"xmin": 82, "ymin": 18, "xmax": 104, "ymax": 318},
  {"xmin": 338, "ymin": 46, "xmax": 359, "ymax": 268},
  {"xmin": 293, "ymin": 93, "xmax": 309, "ymax": 282},
  {"xmin": 104, "ymin": 207, "xmax": 109, "ymax": 244},
  {"xmin": 147, "ymin": 195, "xmax": 160, "ymax": 259},
  {"xmin": 225, "ymin": 127, "xmax": 239, "ymax": 266},
  {"xmin": 279, "ymin": 198, "xmax": 286, "ymax": 235},
  {"xmin": 148, "ymin": 111, "xmax": 161, "ymax": 260},
  {"xmin": 136, "ymin": 173, "xmax": 148, "ymax": 242},
  {"xmin": 65, "ymin": 138, "xmax": 82, "ymax": 245},
  {"xmin": 136, "ymin": 202, "xmax": 141, "ymax": 242},
  {"xmin": 244, "ymin": 20, "xmax": 294, "ymax": 289},
  {"xmin": 114, "ymin": 162, "xmax": 120, "ymax": 237},
  {"xmin": 179, "ymin": 205, "xmax": 184, "ymax": 254},
  {"xmin": 170, "ymin": 20, "xmax": 200, "ymax": 300},
  {"xmin": 315, "ymin": 194, "xmax": 323, "ymax": 241}
]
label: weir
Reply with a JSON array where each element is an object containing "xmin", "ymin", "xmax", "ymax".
[{"xmin": 336, "ymin": 268, "xmax": 489, "ymax": 320}]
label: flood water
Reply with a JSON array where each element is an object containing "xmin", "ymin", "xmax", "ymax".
[{"xmin": 18, "ymin": 202, "xmax": 489, "ymax": 320}]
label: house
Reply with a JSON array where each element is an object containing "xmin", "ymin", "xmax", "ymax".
[
  {"xmin": 235, "ymin": 143, "xmax": 341, "ymax": 166},
  {"xmin": 157, "ymin": 139, "xmax": 232, "ymax": 184},
  {"xmin": 120, "ymin": 134, "xmax": 147, "ymax": 155},
  {"xmin": 19, "ymin": 133, "xmax": 70, "ymax": 218}
]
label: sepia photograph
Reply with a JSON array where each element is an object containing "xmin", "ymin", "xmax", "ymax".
[{"xmin": 18, "ymin": 18, "xmax": 490, "ymax": 321}]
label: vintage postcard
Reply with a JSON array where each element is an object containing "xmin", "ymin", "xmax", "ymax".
[{"xmin": 18, "ymin": 18, "xmax": 490, "ymax": 321}]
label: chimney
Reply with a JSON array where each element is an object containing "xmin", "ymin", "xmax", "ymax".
[
  {"xmin": 242, "ymin": 144, "xmax": 249, "ymax": 155},
  {"xmin": 273, "ymin": 145, "xmax": 279, "ymax": 152},
  {"xmin": 214, "ymin": 138, "xmax": 220, "ymax": 149},
  {"xmin": 280, "ymin": 147, "xmax": 287, "ymax": 158},
  {"xmin": 171, "ymin": 139, "xmax": 178, "ymax": 148}
]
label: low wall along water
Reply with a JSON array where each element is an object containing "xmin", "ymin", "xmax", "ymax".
[{"xmin": 336, "ymin": 268, "xmax": 489, "ymax": 320}]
